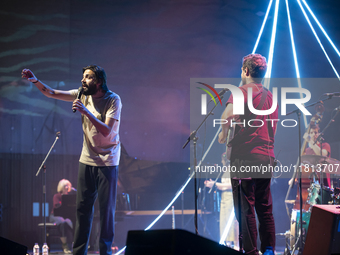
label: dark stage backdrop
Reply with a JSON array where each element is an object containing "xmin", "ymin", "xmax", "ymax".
[{"xmin": 1, "ymin": 0, "xmax": 340, "ymax": 250}]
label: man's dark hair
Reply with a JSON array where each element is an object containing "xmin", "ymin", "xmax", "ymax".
[
  {"xmin": 242, "ymin": 54, "xmax": 267, "ymax": 80},
  {"xmin": 82, "ymin": 65, "xmax": 108, "ymax": 92}
]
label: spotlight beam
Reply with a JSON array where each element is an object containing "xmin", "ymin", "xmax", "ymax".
[
  {"xmin": 144, "ymin": 172, "xmax": 193, "ymax": 231},
  {"xmin": 285, "ymin": 0, "xmax": 308, "ymax": 127},
  {"xmin": 285, "ymin": 0, "xmax": 300, "ymax": 79},
  {"xmin": 264, "ymin": 0, "xmax": 280, "ymax": 89},
  {"xmin": 219, "ymin": 209, "xmax": 235, "ymax": 245},
  {"xmin": 297, "ymin": 0, "xmax": 340, "ymax": 80},
  {"xmin": 252, "ymin": 0, "xmax": 274, "ymax": 54},
  {"xmin": 301, "ymin": 0, "xmax": 340, "ymax": 59},
  {"xmin": 115, "ymin": 246, "xmax": 126, "ymax": 255}
]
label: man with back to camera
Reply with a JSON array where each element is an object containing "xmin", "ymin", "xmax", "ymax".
[
  {"xmin": 218, "ymin": 54, "xmax": 277, "ymax": 255},
  {"xmin": 22, "ymin": 65, "xmax": 122, "ymax": 255}
]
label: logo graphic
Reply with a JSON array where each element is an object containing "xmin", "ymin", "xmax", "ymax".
[
  {"xmin": 198, "ymin": 83, "xmax": 312, "ymax": 116},
  {"xmin": 195, "ymin": 81, "xmax": 312, "ymax": 129},
  {"xmin": 197, "ymin": 82, "xmax": 222, "ymax": 115}
]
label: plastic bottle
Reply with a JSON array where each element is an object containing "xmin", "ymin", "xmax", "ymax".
[
  {"xmin": 42, "ymin": 243, "xmax": 49, "ymax": 255},
  {"xmin": 33, "ymin": 243, "xmax": 39, "ymax": 255},
  {"xmin": 263, "ymin": 246, "xmax": 274, "ymax": 255}
]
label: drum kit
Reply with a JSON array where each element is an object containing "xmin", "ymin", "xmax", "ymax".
[{"xmin": 286, "ymin": 154, "xmax": 340, "ymax": 252}]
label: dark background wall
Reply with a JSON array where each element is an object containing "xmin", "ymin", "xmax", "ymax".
[{"xmin": 1, "ymin": 0, "xmax": 340, "ymax": 250}]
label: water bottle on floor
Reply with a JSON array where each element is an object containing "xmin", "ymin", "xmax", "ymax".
[
  {"xmin": 263, "ymin": 246, "xmax": 274, "ymax": 255},
  {"xmin": 33, "ymin": 243, "xmax": 39, "ymax": 255},
  {"xmin": 42, "ymin": 243, "xmax": 49, "ymax": 255}
]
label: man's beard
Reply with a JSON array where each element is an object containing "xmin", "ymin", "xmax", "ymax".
[{"xmin": 83, "ymin": 83, "xmax": 98, "ymax": 95}]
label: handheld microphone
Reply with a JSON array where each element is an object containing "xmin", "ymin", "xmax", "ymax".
[
  {"xmin": 71, "ymin": 187, "xmax": 77, "ymax": 191},
  {"xmin": 73, "ymin": 86, "xmax": 84, "ymax": 113}
]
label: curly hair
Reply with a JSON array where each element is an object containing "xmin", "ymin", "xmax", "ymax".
[
  {"xmin": 82, "ymin": 65, "xmax": 108, "ymax": 92},
  {"xmin": 242, "ymin": 54, "xmax": 267, "ymax": 79}
]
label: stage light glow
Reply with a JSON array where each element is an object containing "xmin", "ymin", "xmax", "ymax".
[
  {"xmin": 144, "ymin": 172, "xmax": 193, "ymax": 231},
  {"xmin": 219, "ymin": 209, "xmax": 235, "ymax": 245},
  {"xmin": 297, "ymin": 0, "xmax": 340, "ymax": 80},
  {"xmin": 301, "ymin": 0, "xmax": 340, "ymax": 59},
  {"xmin": 115, "ymin": 246, "xmax": 126, "ymax": 255},
  {"xmin": 263, "ymin": 0, "xmax": 280, "ymax": 89},
  {"xmin": 285, "ymin": 0, "xmax": 308, "ymax": 128},
  {"xmin": 252, "ymin": 0, "xmax": 274, "ymax": 54},
  {"xmin": 285, "ymin": 0, "xmax": 300, "ymax": 79}
]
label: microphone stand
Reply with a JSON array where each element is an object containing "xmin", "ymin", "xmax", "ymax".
[
  {"xmin": 289, "ymin": 109, "xmax": 303, "ymax": 255},
  {"xmin": 315, "ymin": 106, "xmax": 340, "ymax": 198},
  {"xmin": 183, "ymin": 91, "xmax": 227, "ymax": 235},
  {"xmin": 315, "ymin": 106, "xmax": 340, "ymax": 145},
  {"xmin": 36, "ymin": 131, "xmax": 61, "ymax": 244}
]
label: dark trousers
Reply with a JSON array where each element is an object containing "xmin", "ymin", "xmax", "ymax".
[
  {"xmin": 231, "ymin": 155, "xmax": 275, "ymax": 255},
  {"xmin": 73, "ymin": 163, "xmax": 118, "ymax": 255}
]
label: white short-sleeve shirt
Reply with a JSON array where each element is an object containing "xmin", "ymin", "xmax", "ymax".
[{"xmin": 71, "ymin": 89, "xmax": 122, "ymax": 166}]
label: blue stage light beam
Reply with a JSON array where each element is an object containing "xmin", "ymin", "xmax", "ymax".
[
  {"xmin": 285, "ymin": 0, "xmax": 308, "ymax": 128},
  {"xmin": 144, "ymin": 172, "xmax": 193, "ymax": 231},
  {"xmin": 302, "ymin": 0, "xmax": 340, "ymax": 59},
  {"xmin": 264, "ymin": 0, "xmax": 280, "ymax": 89},
  {"xmin": 297, "ymin": 0, "xmax": 340, "ymax": 80},
  {"xmin": 252, "ymin": 0, "xmax": 274, "ymax": 54},
  {"xmin": 219, "ymin": 209, "xmax": 235, "ymax": 245},
  {"xmin": 115, "ymin": 246, "xmax": 126, "ymax": 255},
  {"xmin": 285, "ymin": 0, "xmax": 300, "ymax": 79}
]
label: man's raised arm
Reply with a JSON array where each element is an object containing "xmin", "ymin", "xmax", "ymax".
[{"xmin": 21, "ymin": 69, "xmax": 76, "ymax": 102}]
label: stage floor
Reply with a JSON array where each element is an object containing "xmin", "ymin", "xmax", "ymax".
[{"xmin": 25, "ymin": 246, "xmax": 288, "ymax": 255}]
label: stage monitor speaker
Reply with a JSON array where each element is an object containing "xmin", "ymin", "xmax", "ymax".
[
  {"xmin": 125, "ymin": 229, "xmax": 242, "ymax": 255},
  {"xmin": 0, "ymin": 236, "xmax": 27, "ymax": 255},
  {"xmin": 303, "ymin": 205, "xmax": 340, "ymax": 255}
]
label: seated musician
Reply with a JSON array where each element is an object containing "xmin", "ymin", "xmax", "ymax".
[
  {"xmin": 289, "ymin": 124, "xmax": 331, "ymax": 187},
  {"xmin": 50, "ymin": 179, "xmax": 74, "ymax": 254},
  {"xmin": 304, "ymin": 123, "xmax": 331, "ymax": 187},
  {"xmin": 304, "ymin": 124, "xmax": 330, "ymax": 157}
]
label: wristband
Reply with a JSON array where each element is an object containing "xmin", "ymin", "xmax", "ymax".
[{"xmin": 32, "ymin": 79, "xmax": 39, "ymax": 83}]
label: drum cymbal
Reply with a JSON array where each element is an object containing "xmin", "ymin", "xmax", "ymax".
[{"xmin": 301, "ymin": 155, "xmax": 340, "ymax": 174}]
